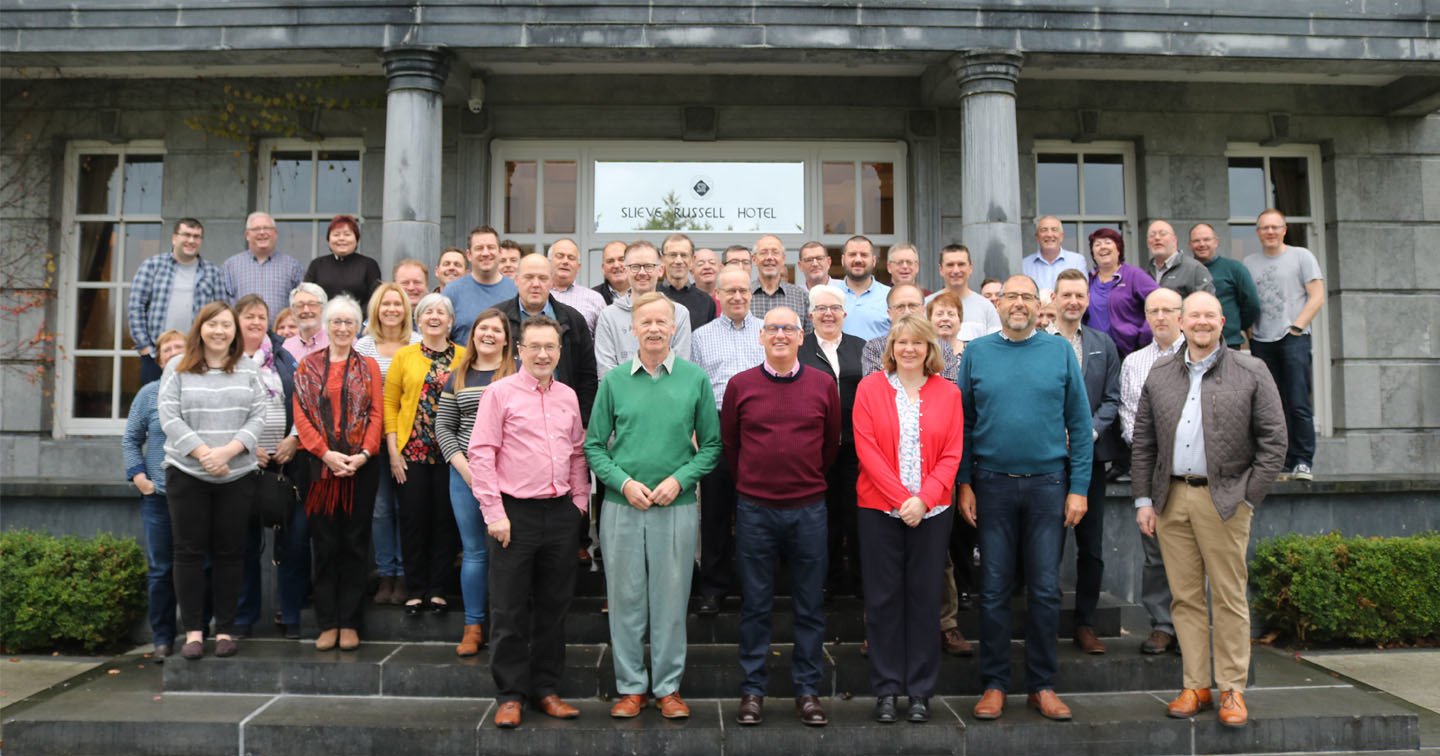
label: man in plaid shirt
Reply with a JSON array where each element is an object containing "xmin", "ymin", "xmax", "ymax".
[{"xmin": 127, "ymin": 218, "xmax": 231, "ymax": 384}]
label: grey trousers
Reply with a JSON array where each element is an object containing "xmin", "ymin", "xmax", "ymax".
[{"xmin": 1140, "ymin": 529, "xmax": 1174, "ymax": 634}]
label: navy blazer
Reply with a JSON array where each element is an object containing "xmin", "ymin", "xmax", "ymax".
[
  {"xmin": 799, "ymin": 331, "xmax": 866, "ymax": 446},
  {"xmin": 1078, "ymin": 325, "xmax": 1124, "ymax": 462}
]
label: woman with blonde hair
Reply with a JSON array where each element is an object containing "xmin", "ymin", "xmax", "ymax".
[
  {"xmin": 853, "ymin": 314, "xmax": 965, "ymax": 723},
  {"xmin": 355, "ymin": 282, "xmax": 421, "ymax": 603},
  {"xmin": 435, "ymin": 308, "xmax": 516, "ymax": 655}
]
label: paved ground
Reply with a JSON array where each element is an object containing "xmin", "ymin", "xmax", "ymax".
[
  {"xmin": 1301, "ymin": 650, "xmax": 1440, "ymax": 714},
  {"xmin": 0, "ymin": 653, "xmax": 113, "ymax": 711}
]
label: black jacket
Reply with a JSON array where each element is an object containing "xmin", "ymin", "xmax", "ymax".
[
  {"xmin": 799, "ymin": 332, "xmax": 866, "ymax": 446},
  {"xmin": 496, "ymin": 295, "xmax": 598, "ymax": 421}
]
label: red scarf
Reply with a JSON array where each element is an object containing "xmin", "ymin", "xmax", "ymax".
[{"xmin": 294, "ymin": 350, "xmax": 373, "ymax": 516}]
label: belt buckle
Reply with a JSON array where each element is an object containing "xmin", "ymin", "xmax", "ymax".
[{"xmin": 1182, "ymin": 474, "xmax": 1206, "ymax": 486}]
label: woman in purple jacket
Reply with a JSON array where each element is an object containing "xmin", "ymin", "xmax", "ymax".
[{"xmin": 1086, "ymin": 227, "xmax": 1159, "ymax": 358}]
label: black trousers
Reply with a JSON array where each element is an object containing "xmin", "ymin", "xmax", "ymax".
[
  {"xmin": 1066, "ymin": 457, "xmax": 1108, "ymax": 629},
  {"xmin": 949, "ymin": 491, "xmax": 979, "ymax": 596},
  {"xmin": 859, "ymin": 506, "xmax": 953, "ymax": 698},
  {"xmin": 698, "ymin": 465, "xmax": 737, "ymax": 598},
  {"xmin": 489, "ymin": 494, "xmax": 579, "ymax": 704},
  {"xmin": 826, "ymin": 444, "xmax": 862, "ymax": 594},
  {"xmin": 399, "ymin": 460, "xmax": 458, "ymax": 601},
  {"xmin": 167, "ymin": 468, "xmax": 256, "ymax": 636},
  {"xmin": 310, "ymin": 458, "xmax": 380, "ymax": 630}
]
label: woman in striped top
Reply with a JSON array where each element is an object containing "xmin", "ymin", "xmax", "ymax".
[
  {"xmin": 354, "ymin": 283, "xmax": 421, "ymax": 604},
  {"xmin": 435, "ymin": 308, "xmax": 515, "ymax": 656},
  {"xmin": 157, "ymin": 302, "xmax": 268, "ymax": 661}
]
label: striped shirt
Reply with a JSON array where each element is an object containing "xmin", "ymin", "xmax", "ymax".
[
  {"xmin": 434, "ymin": 367, "xmax": 498, "ymax": 462},
  {"xmin": 750, "ymin": 280, "xmax": 813, "ymax": 336},
  {"xmin": 223, "ymin": 250, "xmax": 305, "ymax": 325},
  {"xmin": 690, "ymin": 313, "xmax": 765, "ymax": 409},
  {"xmin": 551, "ymin": 283, "xmax": 607, "ymax": 337},
  {"xmin": 355, "ymin": 332, "xmax": 422, "ymax": 381},
  {"xmin": 157, "ymin": 356, "xmax": 268, "ymax": 483}
]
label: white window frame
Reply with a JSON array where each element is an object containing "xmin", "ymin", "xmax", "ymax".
[
  {"xmin": 1032, "ymin": 140, "xmax": 1139, "ymax": 256},
  {"xmin": 1225, "ymin": 142, "xmax": 1332, "ymax": 437},
  {"xmin": 55, "ymin": 140, "xmax": 166, "ymax": 437},
  {"xmin": 256, "ymin": 138, "xmax": 366, "ymax": 260},
  {"xmin": 489, "ymin": 140, "xmax": 909, "ymax": 287}
]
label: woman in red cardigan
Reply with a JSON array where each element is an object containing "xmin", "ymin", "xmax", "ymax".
[{"xmin": 853, "ymin": 314, "xmax": 965, "ymax": 725}]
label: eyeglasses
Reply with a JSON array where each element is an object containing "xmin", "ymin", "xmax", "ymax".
[
  {"xmin": 328, "ymin": 318, "xmax": 357, "ymax": 327},
  {"xmin": 762, "ymin": 324, "xmax": 802, "ymax": 335},
  {"xmin": 247, "ymin": 225, "xmax": 276, "ymax": 233},
  {"xmin": 662, "ymin": 252, "xmax": 690, "ymax": 260},
  {"xmin": 889, "ymin": 303, "xmax": 923, "ymax": 313},
  {"xmin": 800, "ymin": 255, "xmax": 829, "ymax": 265},
  {"xmin": 1146, "ymin": 230, "xmax": 1173, "ymax": 239},
  {"xmin": 292, "ymin": 301, "xmax": 322, "ymax": 310},
  {"xmin": 1257, "ymin": 225, "xmax": 1286, "ymax": 232},
  {"xmin": 999, "ymin": 292, "xmax": 1039, "ymax": 303},
  {"xmin": 520, "ymin": 343, "xmax": 559, "ymax": 354},
  {"xmin": 1145, "ymin": 306, "xmax": 1181, "ymax": 315},
  {"xmin": 811, "ymin": 304, "xmax": 844, "ymax": 314},
  {"xmin": 718, "ymin": 287, "xmax": 749, "ymax": 296},
  {"xmin": 627, "ymin": 263, "xmax": 660, "ymax": 273},
  {"xmin": 754, "ymin": 249, "xmax": 784, "ymax": 259}
]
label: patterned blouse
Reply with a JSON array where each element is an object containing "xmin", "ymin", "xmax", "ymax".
[
  {"xmin": 401, "ymin": 343, "xmax": 455, "ymax": 464},
  {"xmin": 885, "ymin": 372, "xmax": 950, "ymax": 520}
]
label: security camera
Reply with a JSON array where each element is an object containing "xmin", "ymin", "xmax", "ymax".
[{"xmin": 468, "ymin": 79, "xmax": 485, "ymax": 114}]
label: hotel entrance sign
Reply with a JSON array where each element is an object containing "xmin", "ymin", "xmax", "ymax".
[{"xmin": 593, "ymin": 161, "xmax": 804, "ymax": 234}]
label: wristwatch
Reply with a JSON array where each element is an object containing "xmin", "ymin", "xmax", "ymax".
[{"xmin": 1288, "ymin": 325, "xmax": 1303, "ymax": 335}]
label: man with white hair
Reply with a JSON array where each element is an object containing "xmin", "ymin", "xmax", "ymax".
[
  {"xmin": 750, "ymin": 235, "xmax": 811, "ymax": 335},
  {"xmin": 224, "ymin": 211, "xmax": 306, "ymax": 327},
  {"xmin": 547, "ymin": 238, "xmax": 607, "ymax": 336},
  {"xmin": 282, "ymin": 282, "xmax": 330, "ymax": 362}
]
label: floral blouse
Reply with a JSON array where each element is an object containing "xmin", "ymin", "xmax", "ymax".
[
  {"xmin": 401, "ymin": 343, "xmax": 455, "ymax": 464},
  {"xmin": 885, "ymin": 372, "xmax": 950, "ymax": 520}
]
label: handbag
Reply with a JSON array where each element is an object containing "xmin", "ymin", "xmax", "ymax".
[{"xmin": 252, "ymin": 464, "xmax": 299, "ymax": 531}]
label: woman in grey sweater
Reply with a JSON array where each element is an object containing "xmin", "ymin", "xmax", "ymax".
[{"xmin": 158, "ymin": 301, "xmax": 267, "ymax": 661}]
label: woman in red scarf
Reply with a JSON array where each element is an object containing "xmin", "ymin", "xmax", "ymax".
[{"xmin": 293, "ymin": 294, "xmax": 384, "ymax": 652}]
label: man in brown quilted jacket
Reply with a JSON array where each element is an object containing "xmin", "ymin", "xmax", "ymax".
[{"xmin": 1131, "ymin": 291, "xmax": 1286, "ymax": 728}]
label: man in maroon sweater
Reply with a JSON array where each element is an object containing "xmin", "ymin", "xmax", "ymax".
[{"xmin": 722, "ymin": 307, "xmax": 841, "ymax": 728}]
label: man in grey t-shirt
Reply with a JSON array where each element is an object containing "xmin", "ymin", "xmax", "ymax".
[{"xmin": 1243, "ymin": 209, "xmax": 1325, "ymax": 480}]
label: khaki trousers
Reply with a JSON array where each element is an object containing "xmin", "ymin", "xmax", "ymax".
[{"xmin": 1155, "ymin": 481, "xmax": 1253, "ymax": 692}]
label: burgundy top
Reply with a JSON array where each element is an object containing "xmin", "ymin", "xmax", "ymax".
[{"xmin": 720, "ymin": 363, "xmax": 840, "ymax": 508}]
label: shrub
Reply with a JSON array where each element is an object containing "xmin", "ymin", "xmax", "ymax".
[
  {"xmin": 0, "ymin": 529, "xmax": 147, "ymax": 653},
  {"xmin": 1251, "ymin": 531, "xmax": 1440, "ymax": 646}
]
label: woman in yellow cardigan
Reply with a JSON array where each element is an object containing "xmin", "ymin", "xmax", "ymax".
[{"xmin": 385, "ymin": 292, "xmax": 466, "ymax": 615}]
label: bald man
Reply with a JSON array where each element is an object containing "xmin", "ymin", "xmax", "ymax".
[{"xmin": 1143, "ymin": 220, "xmax": 1214, "ymax": 299}]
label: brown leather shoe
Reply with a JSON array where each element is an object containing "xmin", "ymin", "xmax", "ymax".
[
  {"xmin": 1218, "ymin": 690, "xmax": 1248, "ymax": 727},
  {"xmin": 494, "ymin": 701, "xmax": 522, "ymax": 728},
  {"xmin": 537, "ymin": 694, "xmax": 580, "ymax": 719},
  {"xmin": 1027, "ymin": 690, "xmax": 1073, "ymax": 721},
  {"xmin": 610, "ymin": 694, "xmax": 649, "ymax": 718},
  {"xmin": 315, "ymin": 628, "xmax": 338, "ymax": 651},
  {"xmin": 456, "ymin": 624, "xmax": 484, "ymax": 657},
  {"xmin": 1073, "ymin": 626, "xmax": 1107, "ymax": 654},
  {"xmin": 1166, "ymin": 688, "xmax": 1214, "ymax": 718},
  {"xmin": 373, "ymin": 575, "xmax": 395, "ymax": 605},
  {"xmin": 941, "ymin": 627, "xmax": 975, "ymax": 657},
  {"xmin": 578, "ymin": 547, "xmax": 592, "ymax": 564},
  {"xmin": 973, "ymin": 688, "xmax": 1005, "ymax": 720},
  {"xmin": 736, "ymin": 694, "xmax": 763, "ymax": 725},
  {"xmin": 657, "ymin": 692, "xmax": 690, "ymax": 719},
  {"xmin": 338, "ymin": 628, "xmax": 359, "ymax": 651},
  {"xmin": 1141, "ymin": 629, "xmax": 1177, "ymax": 654},
  {"xmin": 795, "ymin": 695, "xmax": 828, "ymax": 726}
]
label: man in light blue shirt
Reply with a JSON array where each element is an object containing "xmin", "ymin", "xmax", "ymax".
[
  {"xmin": 837, "ymin": 235, "xmax": 891, "ymax": 341},
  {"xmin": 1022, "ymin": 215, "xmax": 1087, "ymax": 294},
  {"xmin": 444, "ymin": 224, "xmax": 518, "ymax": 344}
]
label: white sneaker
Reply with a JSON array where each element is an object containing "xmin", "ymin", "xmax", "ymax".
[{"xmin": 1291, "ymin": 463, "xmax": 1313, "ymax": 481}]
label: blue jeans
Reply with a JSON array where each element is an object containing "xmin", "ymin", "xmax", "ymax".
[
  {"xmin": 974, "ymin": 468, "xmax": 1066, "ymax": 693},
  {"xmin": 735, "ymin": 497, "xmax": 827, "ymax": 697},
  {"xmin": 448, "ymin": 467, "xmax": 490, "ymax": 625},
  {"xmin": 140, "ymin": 493, "xmax": 177, "ymax": 647},
  {"xmin": 275, "ymin": 496, "xmax": 312, "ymax": 626},
  {"xmin": 237, "ymin": 523, "xmax": 263, "ymax": 629},
  {"xmin": 373, "ymin": 450, "xmax": 404, "ymax": 577},
  {"xmin": 1250, "ymin": 333, "xmax": 1314, "ymax": 468}
]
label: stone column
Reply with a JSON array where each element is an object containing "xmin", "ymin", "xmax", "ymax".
[
  {"xmin": 949, "ymin": 50, "xmax": 1024, "ymax": 281},
  {"xmin": 380, "ymin": 47, "xmax": 451, "ymax": 279}
]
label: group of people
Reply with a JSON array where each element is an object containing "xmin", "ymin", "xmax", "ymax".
[{"xmin": 123, "ymin": 207, "xmax": 1310, "ymax": 730}]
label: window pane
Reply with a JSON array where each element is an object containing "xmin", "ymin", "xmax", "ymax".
[
  {"xmin": 871, "ymin": 245, "xmax": 893, "ymax": 286},
  {"xmin": 1078, "ymin": 221, "xmax": 1121, "ymax": 262},
  {"xmin": 75, "ymin": 287, "xmax": 115, "ymax": 349},
  {"xmin": 123, "ymin": 222, "xmax": 164, "ymax": 283},
  {"xmin": 121, "ymin": 288, "xmax": 136, "ymax": 350},
  {"xmin": 122, "ymin": 155, "xmax": 164, "ymax": 216},
  {"xmin": 72, "ymin": 356, "xmax": 114, "ymax": 418},
  {"xmin": 1037, "ymin": 154, "xmax": 1079, "ymax": 216},
  {"xmin": 76, "ymin": 221, "xmax": 116, "ymax": 283},
  {"xmin": 822, "ymin": 162, "xmax": 855, "ymax": 235},
  {"xmin": 76, "ymin": 154, "xmax": 120, "ymax": 215},
  {"xmin": 269, "ymin": 152, "xmax": 314, "ymax": 215},
  {"xmin": 1269, "ymin": 157, "xmax": 1311, "ymax": 218},
  {"xmin": 1228, "ymin": 157, "xmax": 1265, "ymax": 219},
  {"xmin": 543, "ymin": 161, "xmax": 577, "ymax": 234},
  {"xmin": 276, "ymin": 220, "xmax": 314, "ymax": 259},
  {"xmin": 1062, "ymin": 222, "xmax": 1079, "ymax": 253},
  {"xmin": 1082, "ymin": 154, "xmax": 1124, "ymax": 216},
  {"xmin": 1229, "ymin": 224, "xmax": 1260, "ymax": 259},
  {"xmin": 861, "ymin": 162, "xmax": 895, "ymax": 235},
  {"xmin": 119, "ymin": 357, "xmax": 142, "ymax": 417},
  {"xmin": 505, "ymin": 161, "xmax": 537, "ymax": 234},
  {"xmin": 1284, "ymin": 223, "xmax": 1308, "ymax": 249},
  {"xmin": 315, "ymin": 151, "xmax": 361, "ymax": 216}
]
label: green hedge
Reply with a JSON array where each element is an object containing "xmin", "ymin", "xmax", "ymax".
[
  {"xmin": 0, "ymin": 530, "xmax": 147, "ymax": 653},
  {"xmin": 1251, "ymin": 531, "xmax": 1440, "ymax": 646}
]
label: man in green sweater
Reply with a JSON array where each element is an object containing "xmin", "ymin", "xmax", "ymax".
[
  {"xmin": 584, "ymin": 292, "xmax": 723, "ymax": 721},
  {"xmin": 1189, "ymin": 223, "xmax": 1260, "ymax": 349}
]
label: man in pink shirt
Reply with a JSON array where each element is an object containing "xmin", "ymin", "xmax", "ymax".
[{"xmin": 468, "ymin": 314, "xmax": 590, "ymax": 730}]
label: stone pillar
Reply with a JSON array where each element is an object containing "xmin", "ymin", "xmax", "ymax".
[
  {"xmin": 380, "ymin": 47, "xmax": 451, "ymax": 279},
  {"xmin": 949, "ymin": 50, "xmax": 1024, "ymax": 281}
]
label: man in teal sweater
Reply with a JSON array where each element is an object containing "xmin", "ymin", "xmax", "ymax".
[
  {"xmin": 584, "ymin": 292, "xmax": 722, "ymax": 721},
  {"xmin": 956, "ymin": 274, "xmax": 1093, "ymax": 723},
  {"xmin": 1189, "ymin": 223, "xmax": 1260, "ymax": 349}
]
